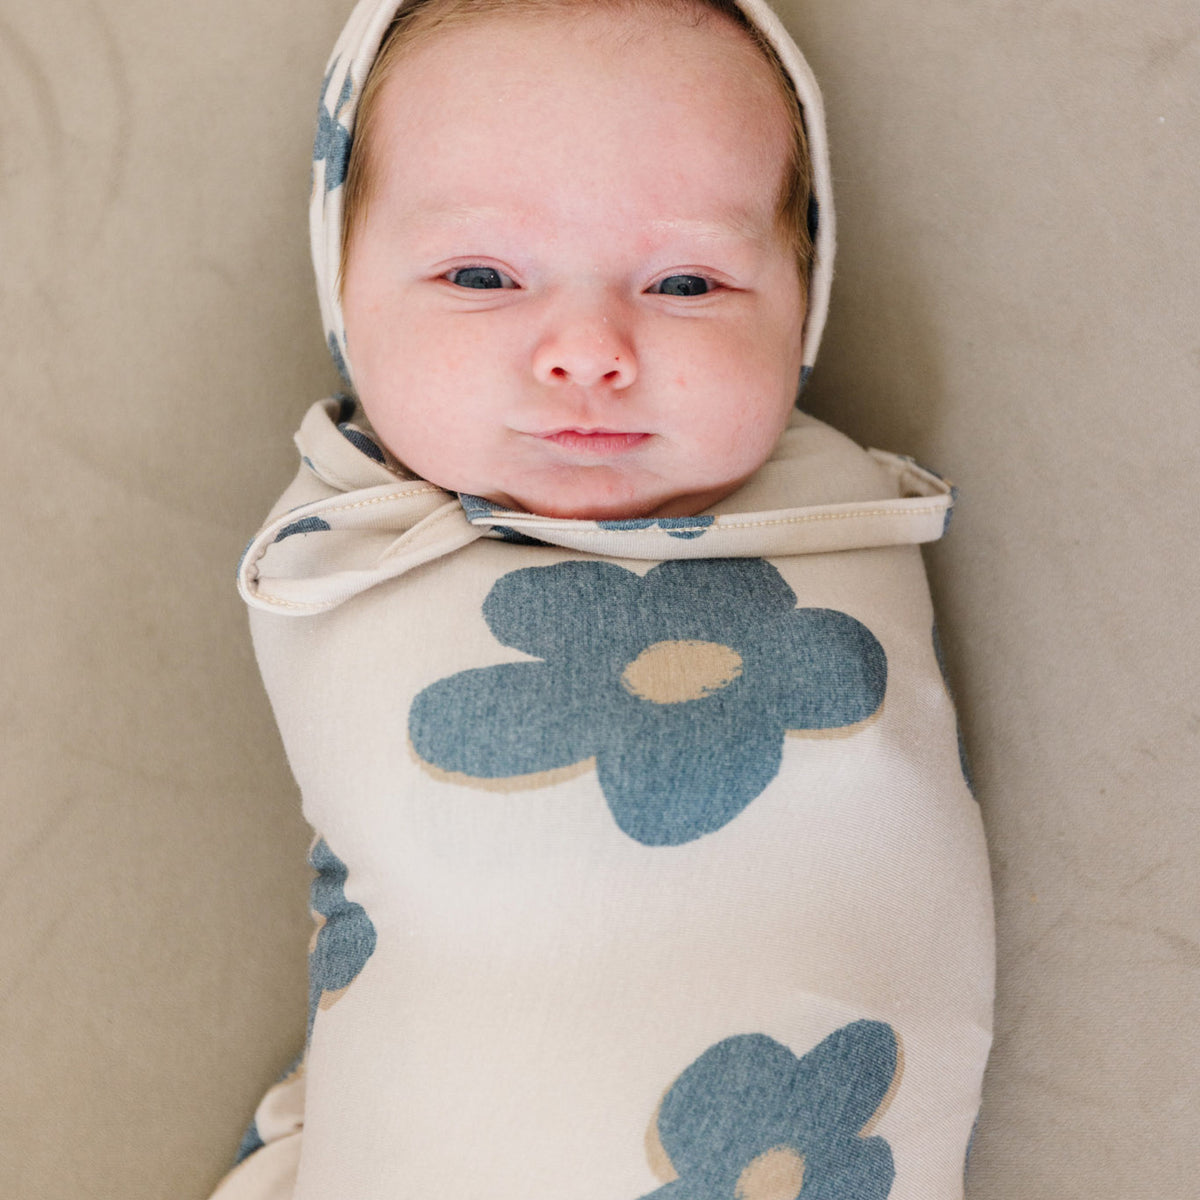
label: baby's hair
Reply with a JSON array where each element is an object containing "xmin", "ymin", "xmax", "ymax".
[{"xmin": 338, "ymin": 0, "xmax": 815, "ymax": 298}]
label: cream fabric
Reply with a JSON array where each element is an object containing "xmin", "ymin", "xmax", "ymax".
[
  {"xmin": 237, "ymin": 406, "xmax": 956, "ymax": 614},
  {"xmin": 217, "ymin": 398, "xmax": 989, "ymax": 1198}
]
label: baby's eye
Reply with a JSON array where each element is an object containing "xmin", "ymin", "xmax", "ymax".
[
  {"xmin": 648, "ymin": 274, "xmax": 714, "ymax": 297},
  {"xmin": 445, "ymin": 266, "xmax": 515, "ymax": 289}
]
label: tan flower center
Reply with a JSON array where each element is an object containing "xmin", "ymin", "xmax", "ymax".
[
  {"xmin": 620, "ymin": 639, "xmax": 744, "ymax": 704},
  {"xmin": 735, "ymin": 1146, "xmax": 806, "ymax": 1200}
]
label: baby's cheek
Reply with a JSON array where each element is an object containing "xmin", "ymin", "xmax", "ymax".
[{"xmin": 711, "ymin": 407, "xmax": 788, "ymax": 480}]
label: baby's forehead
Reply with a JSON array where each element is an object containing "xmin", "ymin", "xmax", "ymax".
[
  {"xmin": 365, "ymin": 5, "xmax": 788, "ymax": 158},
  {"xmin": 370, "ymin": 0, "xmax": 784, "ymax": 108},
  {"xmin": 368, "ymin": 19, "xmax": 787, "ymax": 215}
]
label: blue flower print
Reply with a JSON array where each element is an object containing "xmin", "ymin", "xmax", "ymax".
[
  {"xmin": 232, "ymin": 1053, "xmax": 304, "ymax": 1166},
  {"xmin": 894, "ymin": 455, "xmax": 957, "ymax": 534},
  {"xmin": 274, "ymin": 516, "xmax": 332, "ymax": 543},
  {"xmin": 458, "ymin": 493, "xmax": 548, "ymax": 546},
  {"xmin": 337, "ymin": 421, "xmax": 386, "ymax": 463},
  {"xmin": 409, "ymin": 558, "xmax": 887, "ymax": 846},
  {"xmin": 313, "ymin": 66, "xmax": 355, "ymax": 193},
  {"xmin": 307, "ymin": 836, "xmax": 377, "ymax": 1041},
  {"xmin": 234, "ymin": 1120, "xmax": 264, "ymax": 1166},
  {"xmin": 597, "ymin": 516, "xmax": 716, "ymax": 541},
  {"xmin": 964, "ymin": 1112, "xmax": 980, "ymax": 1191},
  {"xmin": 327, "ymin": 330, "xmax": 351, "ymax": 384},
  {"xmin": 641, "ymin": 1022, "xmax": 898, "ymax": 1200}
]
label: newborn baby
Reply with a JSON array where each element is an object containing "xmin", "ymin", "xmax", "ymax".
[{"xmin": 217, "ymin": 0, "xmax": 993, "ymax": 1196}]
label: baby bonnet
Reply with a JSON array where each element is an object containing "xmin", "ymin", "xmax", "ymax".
[{"xmin": 309, "ymin": 0, "xmax": 836, "ymax": 389}]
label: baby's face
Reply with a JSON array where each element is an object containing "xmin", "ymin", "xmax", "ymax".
[{"xmin": 342, "ymin": 4, "xmax": 806, "ymax": 520}]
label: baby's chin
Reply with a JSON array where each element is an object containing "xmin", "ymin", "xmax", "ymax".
[
  {"xmin": 479, "ymin": 491, "xmax": 663, "ymax": 522},
  {"xmin": 522, "ymin": 499, "xmax": 665, "ymax": 521},
  {"xmin": 479, "ymin": 479, "xmax": 743, "ymax": 522}
]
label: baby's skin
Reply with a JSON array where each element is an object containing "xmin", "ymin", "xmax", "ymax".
[{"xmin": 340, "ymin": 2, "xmax": 807, "ymax": 519}]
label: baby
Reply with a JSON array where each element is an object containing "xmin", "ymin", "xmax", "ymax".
[{"xmin": 218, "ymin": 0, "xmax": 993, "ymax": 1197}]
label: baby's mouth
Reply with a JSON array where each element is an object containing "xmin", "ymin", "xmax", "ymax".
[{"xmin": 537, "ymin": 428, "xmax": 650, "ymax": 455}]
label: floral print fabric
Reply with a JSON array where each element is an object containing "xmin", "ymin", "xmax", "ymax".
[
  {"xmin": 410, "ymin": 558, "xmax": 887, "ymax": 846},
  {"xmin": 307, "ymin": 836, "xmax": 376, "ymax": 1040},
  {"xmin": 643, "ymin": 1022, "xmax": 898, "ymax": 1200}
]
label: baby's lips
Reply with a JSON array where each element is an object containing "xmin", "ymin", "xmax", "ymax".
[{"xmin": 538, "ymin": 429, "xmax": 651, "ymax": 455}]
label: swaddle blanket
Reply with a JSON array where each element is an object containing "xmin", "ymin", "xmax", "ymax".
[
  {"xmin": 220, "ymin": 398, "xmax": 992, "ymax": 1200},
  {"xmin": 212, "ymin": 1, "xmax": 993, "ymax": 1196}
]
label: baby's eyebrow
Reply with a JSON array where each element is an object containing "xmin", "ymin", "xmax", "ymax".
[
  {"xmin": 404, "ymin": 205, "xmax": 518, "ymax": 232},
  {"xmin": 645, "ymin": 215, "xmax": 774, "ymax": 246},
  {"xmin": 404, "ymin": 207, "xmax": 772, "ymax": 246}
]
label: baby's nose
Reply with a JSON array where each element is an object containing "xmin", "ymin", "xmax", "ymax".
[{"xmin": 531, "ymin": 300, "xmax": 637, "ymax": 389}]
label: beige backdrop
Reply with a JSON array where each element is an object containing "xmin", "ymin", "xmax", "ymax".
[{"xmin": 2, "ymin": 1, "xmax": 1196, "ymax": 1196}]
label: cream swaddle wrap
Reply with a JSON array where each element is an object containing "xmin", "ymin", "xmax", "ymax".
[{"xmin": 212, "ymin": 2, "xmax": 993, "ymax": 1197}]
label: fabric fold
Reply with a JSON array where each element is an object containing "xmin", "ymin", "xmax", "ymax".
[{"xmin": 238, "ymin": 402, "xmax": 956, "ymax": 614}]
